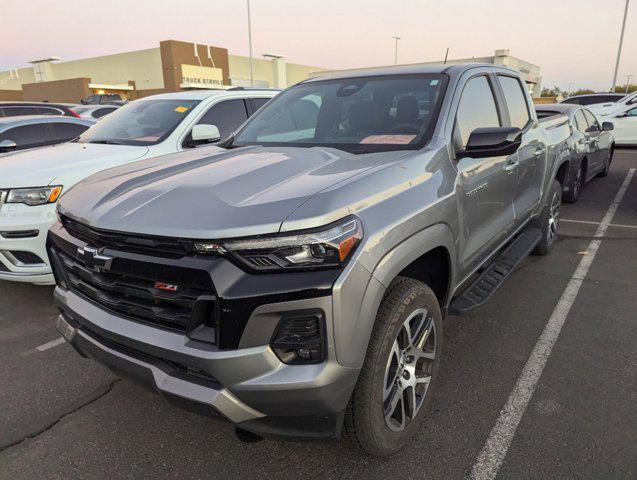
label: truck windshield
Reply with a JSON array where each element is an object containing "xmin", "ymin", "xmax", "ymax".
[
  {"xmin": 232, "ymin": 74, "xmax": 448, "ymax": 153},
  {"xmin": 78, "ymin": 99, "xmax": 200, "ymax": 146}
]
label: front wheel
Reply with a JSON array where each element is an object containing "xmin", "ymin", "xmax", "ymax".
[
  {"xmin": 533, "ymin": 179, "xmax": 562, "ymax": 256},
  {"xmin": 598, "ymin": 148, "xmax": 613, "ymax": 177},
  {"xmin": 344, "ymin": 277, "xmax": 442, "ymax": 456}
]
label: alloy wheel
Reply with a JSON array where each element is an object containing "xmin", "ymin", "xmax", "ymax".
[
  {"xmin": 547, "ymin": 189, "xmax": 561, "ymax": 246},
  {"xmin": 383, "ymin": 308, "xmax": 437, "ymax": 432},
  {"xmin": 573, "ymin": 167, "xmax": 582, "ymax": 198}
]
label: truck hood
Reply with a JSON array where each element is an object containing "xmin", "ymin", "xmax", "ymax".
[
  {"xmin": 58, "ymin": 145, "xmax": 410, "ymax": 239},
  {"xmin": 0, "ymin": 142, "xmax": 148, "ymax": 189}
]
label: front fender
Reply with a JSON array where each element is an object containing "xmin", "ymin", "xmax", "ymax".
[{"xmin": 331, "ymin": 223, "xmax": 455, "ymax": 368}]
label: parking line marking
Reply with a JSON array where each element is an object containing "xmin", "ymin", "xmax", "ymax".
[
  {"xmin": 36, "ymin": 337, "xmax": 66, "ymax": 352},
  {"xmin": 469, "ymin": 168, "xmax": 636, "ymax": 480},
  {"xmin": 561, "ymin": 218, "xmax": 637, "ymax": 230}
]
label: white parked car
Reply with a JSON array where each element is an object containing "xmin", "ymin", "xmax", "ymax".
[
  {"xmin": 607, "ymin": 104, "xmax": 637, "ymax": 146},
  {"xmin": 0, "ymin": 88, "xmax": 277, "ymax": 285},
  {"xmin": 588, "ymin": 91, "xmax": 637, "ymax": 118}
]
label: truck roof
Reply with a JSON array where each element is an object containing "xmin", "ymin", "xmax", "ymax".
[{"xmin": 303, "ymin": 62, "xmax": 515, "ymax": 83}]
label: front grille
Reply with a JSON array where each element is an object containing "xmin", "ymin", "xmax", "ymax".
[
  {"xmin": 54, "ymin": 247, "xmax": 213, "ymax": 334},
  {"xmin": 0, "ymin": 261, "xmax": 8, "ymax": 272},
  {"xmin": 60, "ymin": 215, "xmax": 191, "ymax": 258}
]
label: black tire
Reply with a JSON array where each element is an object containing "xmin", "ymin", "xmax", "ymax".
[
  {"xmin": 598, "ymin": 147, "xmax": 613, "ymax": 177},
  {"xmin": 563, "ymin": 163, "xmax": 583, "ymax": 203},
  {"xmin": 533, "ymin": 179, "xmax": 562, "ymax": 256},
  {"xmin": 343, "ymin": 277, "xmax": 442, "ymax": 456}
]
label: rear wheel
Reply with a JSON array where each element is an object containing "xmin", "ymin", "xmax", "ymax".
[
  {"xmin": 344, "ymin": 277, "xmax": 442, "ymax": 456},
  {"xmin": 563, "ymin": 163, "xmax": 583, "ymax": 203},
  {"xmin": 533, "ymin": 179, "xmax": 561, "ymax": 256}
]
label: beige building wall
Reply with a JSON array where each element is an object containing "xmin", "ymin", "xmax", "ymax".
[
  {"xmin": 229, "ymin": 55, "xmax": 328, "ymax": 88},
  {"xmin": 51, "ymin": 48, "xmax": 164, "ymax": 90},
  {"xmin": 1, "ymin": 67, "xmax": 36, "ymax": 91}
]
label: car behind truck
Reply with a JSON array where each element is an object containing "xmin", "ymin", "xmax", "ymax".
[{"xmin": 48, "ymin": 64, "xmax": 571, "ymax": 456}]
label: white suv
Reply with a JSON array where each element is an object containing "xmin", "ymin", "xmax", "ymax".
[{"xmin": 0, "ymin": 88, "xmax": 278, "ymax": 285}]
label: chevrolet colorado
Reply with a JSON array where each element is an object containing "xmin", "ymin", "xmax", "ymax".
[{"xmin": 48, "ymin": 64, "xmax": 570, "ymax": 456}]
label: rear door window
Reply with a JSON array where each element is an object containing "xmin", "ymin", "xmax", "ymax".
[
  {"xmin": 0, "ymin": 123, "xmax": 51, "ymax": 149},
  {"xmin": 50, "ymin": 122, "xmax": 89, "ymax": 142},
  {"xmin": 2, "ymin": 106, "xmax": 41, "ymax": 117},
  {"xmin": 454, "ymin": 76, "xmax": 501, "ymax": 149},
  {"xmin": 37, "ymin": 106, "xmax": 63, "ymax": 115},
  {"xmin": 93, "ymin": 107, "xmax": 116, "ymax": 119},
  {"xmin": 498, "ymin": 75, "xmax": 531, "ymax": 129}
]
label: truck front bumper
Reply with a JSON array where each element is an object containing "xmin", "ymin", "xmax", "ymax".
[{"xmin": 54, "ymin": 286, "xmax": 359, "ymax": 440}]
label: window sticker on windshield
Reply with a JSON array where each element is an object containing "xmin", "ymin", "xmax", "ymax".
[
  {"xmin": 430, "ymin": 80, "xmax": 439, "ymax": 86},
  {"xmin": 360, "ymin": 135, "xmax": 416, "ymax": 145},
  {"xmin": 174, "ymin": 106, "xmax": 189, "ymax": 113}
]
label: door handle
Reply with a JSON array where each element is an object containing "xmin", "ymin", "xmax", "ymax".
[
  {"xmin": 533, "ymin": 146, "xmax": 546, "ymax": 157},
  {"xmin": 504, "ymin": 160, "xmax": 519, "ymax": 173}
]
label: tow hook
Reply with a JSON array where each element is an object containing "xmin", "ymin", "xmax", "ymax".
[{"xmin": 234, "ymin": 427, "xmax": 264, "ymax": 443}]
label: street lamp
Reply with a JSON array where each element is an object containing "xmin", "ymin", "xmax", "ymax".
[
  {"xmin": 611, "ymin": 0, "xmax": 630, "ymax": 91},
  {"xmin": 393, "ymin": 35, "xmax": 401, "ymax": 66},
  {"xmin": 626, "ymin": 74, "xmax": 633, "ymax": 93},
  {"xmin": 247, "ymin": 0, "xmax": 254, "ymax": 87}
]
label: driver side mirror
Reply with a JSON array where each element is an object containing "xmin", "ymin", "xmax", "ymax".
[
  {"xmin": 0, "ymin": 139, "xmax": 17, "ymax": 153},
  {"xmin": 456, "ymin": 127, "xmax": 522, "ymax": 160},
  {"xmin": 602, "ymin": 121, "xmax": 614, "ymax": 131},
  {"xmin": 191, "ymin": 124, "xmax": 221, "ymax": 144}
]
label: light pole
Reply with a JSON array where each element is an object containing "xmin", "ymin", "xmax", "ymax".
[
  {"xmin": 611, "ymin": 0, "xmax": 630, "ymax": 92},
  {"xmin": 393, "ymin": 35, "xmax": 401, "ymax": 66},
  {"xmin": 247, "ymin": 0, "xmax": 254, "ymax": 87},
  {"xmin": 567, "ymin": 82, "xmax": 572, "ymax": 95},
  {"xmin": 626, "ymin": 74, "xmax": 633, "ymax": 93}
]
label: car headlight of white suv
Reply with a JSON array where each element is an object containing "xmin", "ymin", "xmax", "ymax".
[{"xmin": 5, "ymin": 186, "xmax": 63, "ymax": 207}]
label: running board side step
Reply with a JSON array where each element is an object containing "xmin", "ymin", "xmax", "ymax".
[{"xmin": 448, "ymin": 227, "xmax": 542, "ymax": 316}]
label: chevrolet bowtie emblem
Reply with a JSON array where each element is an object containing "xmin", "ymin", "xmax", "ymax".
[{"xmin": 77, "ymin": 246, "xmax": 114, "ymax": 272}]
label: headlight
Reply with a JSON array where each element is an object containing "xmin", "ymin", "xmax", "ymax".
[
  {"xmin": 6, "ymin": 186, "xmax": 63, "ymax": 206},
  {"xmin": 195, "ymin": 216, "xmax": 363, "ymax": 271}
]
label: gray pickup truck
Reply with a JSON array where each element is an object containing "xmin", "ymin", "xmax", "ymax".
[{"xmin": 48, "ymin": 64, "xmax": 570, "ymax": 456}]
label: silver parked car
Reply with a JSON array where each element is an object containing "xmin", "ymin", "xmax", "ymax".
[
  {"xmin": 536, "ymin": 103, "xmax": 615, "ymax": 203},
  {"xmin": 0, "ymin": 115, "xmax": 94, "ymax": 154}
]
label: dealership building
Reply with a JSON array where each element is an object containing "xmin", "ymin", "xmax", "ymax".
[{"xmin": 0, "ymin": 39, "xmax": 328, "ymax": 103}]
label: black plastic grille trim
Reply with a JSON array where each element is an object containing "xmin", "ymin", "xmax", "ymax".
[
  {"xmin": 60, "ymin": 215, "xmax": 192, "ymax": 258},
  {"xmin": 55, "ymin": 247, "xmax": 212, "ymax": 333}
]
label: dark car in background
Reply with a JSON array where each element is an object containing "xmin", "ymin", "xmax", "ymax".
[
  {"xmin": 81, "ymin": 93, "xmax": 124, "ymax": 105},
  {"xmin": 0, "ymin": 101, "xmax": 81, "ymax": 118},
  {"xmin": 536, "ymin": 103, "xmax": 615, "ymax": 203},
  {"xmin": 0, "ymin": 116, "xmax": 94, "ymax": 154}
]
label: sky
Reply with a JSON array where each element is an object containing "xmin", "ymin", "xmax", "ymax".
[{"xmin": 1, "ymin": 0, "xmax": 635, "ymax": 92}]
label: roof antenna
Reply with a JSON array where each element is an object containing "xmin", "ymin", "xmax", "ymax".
[{"xmin": 443, "ymin": 48, "xmax": 449, "ymax": 64}]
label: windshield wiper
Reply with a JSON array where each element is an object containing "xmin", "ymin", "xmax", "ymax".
[{"xmin": 85, "ymin": 139, "xmax": 123, "ymax": 145}]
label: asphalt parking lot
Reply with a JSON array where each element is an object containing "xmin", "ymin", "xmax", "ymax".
[{"xmin": 1, "ymin": 150, "xmax": 635, "ymax": 479}]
